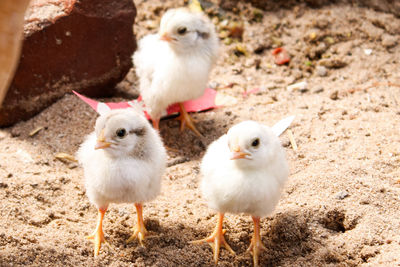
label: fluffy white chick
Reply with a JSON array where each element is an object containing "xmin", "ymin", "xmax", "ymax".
[
  {"xmin": 133, "ymin": 8, "xmax": 219, "ymax": 136},
  {"xmin": 193, "ymin": 120, "xmax": 290, "ymax": 266},
  {"xmin": 77, "ymin": 108, "xmax": 166, "ymax": 256}
]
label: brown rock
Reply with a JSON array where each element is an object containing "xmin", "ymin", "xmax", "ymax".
[
  {"xmin": 319, "ymin": 57, "xmax": 347, "ymax": 69},
  {"xmin": 330, "ymin": 90, "xmax": 339, "ymax": 100},
  {"xmin": 0, "ymin": 0, "xmax": 136, "ymax": 127}
]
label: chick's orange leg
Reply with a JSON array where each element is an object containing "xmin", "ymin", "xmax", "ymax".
[
  {"xmin": 86, "ymin": 207, "xmax": 108, "ymax": 256},
  {"xmin": 175, "ymin": 103, "xmax": 203, "ymax": 137},
  {"xmin": 247, "ymin": 216, "xmax": 266, "ymax": 267},
  {"xmin": 191, "ymin": 213, "xmax": 235, "ymax": 264},
  {"xmin": 152, "ymin": 118, "xmax": 160, "ymax": 130},
  {"xmin": 127, "ymin": 203, "xmax": 147, "ymax": 246}
]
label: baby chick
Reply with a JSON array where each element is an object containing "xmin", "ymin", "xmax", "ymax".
[
  {"xmin": 133, "ymin": 8, "xmax": 219, "ymax": 136},
  {"xmin": 193, "ymin": 120, "xmax": 290, "ymax": 266},
  {"xmin": 77, "ymin": 108, "xmax": 166, "ymax": 256}
]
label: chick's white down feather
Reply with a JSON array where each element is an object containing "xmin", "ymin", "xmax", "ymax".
[
  {"xmin": 77, "ymin": 109, "xmax": 166, "ymax": 209},
  {"xmin": 133, "ymin": 8, "xmax": 219, "ymax": 120},
  {"xmin": 200, "ymin": 121, "xmax": 289, "ymax": 218}
]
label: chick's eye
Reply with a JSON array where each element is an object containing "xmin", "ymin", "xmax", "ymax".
[
  {"xmin": 251, "ymin": 138, "xmax": 260, "ymax": 147},
  {"xmin": 177, "ymin": 27, "xmax": 187, "ymax": 35},
  {"xmin": 116, "ymin": 128, "xmax": 127, "ymax": 138}
]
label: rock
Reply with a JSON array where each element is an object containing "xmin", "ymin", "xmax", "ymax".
[
  {"xmin": 319, "ymin": 58, "xmax": 347, "ymax": 69},
  {"xmin": 291, "ymin": 69, "xmax": 303, "ymax": 80},
  {"xmin": 208, "ymin": 81, "xmax": 219, "ymax": 89},
  {"xmin": 316, "ymin": 65, "xmax": 327, "ymax": 77},
  {"xmin": 381, "ymin": 34, "xmax": 398, "ymax": 48},
  {"xmin": 313, "ymin": 85, "xmax": 324, "ymax": 93},
  {"xmin": 0, "ymin": 0, "xmax": 137, "ymax": 127},
  {"xmin": 167, "ymin": 156, "xmax": 190, "ymax": 167},
  {"xmin": 330, "ymin": 90, "xmax": 339, "ymax": 100},
  {"xmin": 287, "ymin": 81, "xmax": 308, "ymax": 92},
  {"xmin": 363, "ymin": 48, "xmax": 373, "ymax": 55},
  {"xmin": 336, "ymin": 190, "xmax": 349, "ymax": 200},
  {"xmin": 315, "ymin": 42, "xmax": 328, "ymax": 55}
]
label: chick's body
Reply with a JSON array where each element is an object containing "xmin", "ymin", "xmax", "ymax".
[
  {"xmin": 79, "ymin": 131, "xmax": 164, "ymax": 209},
  {"xmin": 133, "ymin": 8, "xmax": 219, "ymax": 134},
  {"xmin": 135, "ymin": 34, "xmax": 214, "ymax": 119},
  {"xmin": 201, "ymin": 131, "xmax": 288, "ymax": 217},
  {"xmin": 77, "ymin": 108, "xmax": 166, "ymax": 256}
]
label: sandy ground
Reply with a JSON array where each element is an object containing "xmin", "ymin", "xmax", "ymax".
[{"xmin": 0, "ymin": 0, "xmax": 400, "ymax": 266}]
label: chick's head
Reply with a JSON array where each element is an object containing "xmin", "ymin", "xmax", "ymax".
[
  {"xmin": 227, "ymin": 121, "xmax": 279, "ymax": 169},
  {"xmin": 94, "ymin": 109, "xmax": 149, "ymax": 158},
  {"xmin": 159, "ymin": 8, "xmax": 216, "ymax": 52}
]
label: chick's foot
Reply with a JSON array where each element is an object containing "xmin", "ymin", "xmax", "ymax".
[
  {"xmin": 127, "ymin": 203, "xmax": 148, "ymax": 246},
  {"xmin": 86, "ymin": 208, "xmax": 109, "ymax": 256},
  {"xmin": 247, "ymin": 216, "xmax": 266, "ymax": 267},
  {"xmin": 175, "ymin": 103, "xmax": 203, "ymax": 137},
  {"xmin": 191, "ymin": 213, "xmax": 235, "ymax": 264}
]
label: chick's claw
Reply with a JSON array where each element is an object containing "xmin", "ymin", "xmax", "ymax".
[
  {"xmin": 175, "ymin": 103, "xmax": 203, "ymax": 137},
  {"xmin": 126, "ymin": 223, "xmax": 148, "ymax": 246},
  {"xmin": 192, "ymin": 228, "xmax": 235, "ymax": 264},
  {"xmin": 127, "ymin": 203, "xmax": 148, "ymax": 246},
  {"xmin": 86, "ymin": 208, "xmax": 111, "ymax": 256},
  {"xmin": 247, "ymin": 216, "xmax": 266, "ymax": 267},
  {"xmin": 190, "ymin": 213, "xmax": 235, "ymax": 264},
  {"xmin": 247, "ymin": 236, "xmax": 266, "ymax": 267},
  {"xmin": 86, "ymin": 230, "xmax": 110, "ymax": 257}
]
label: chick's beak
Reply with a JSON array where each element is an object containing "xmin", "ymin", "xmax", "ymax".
[
  {"xmin": 95, "ymin": 129, "xmax": 111, "ymax": 150},
  {"xmin": 160, "ymin": 32, "xmax": 173, "ymax": 42},
  {"xmin": 230, "ymin": 145, "xmax": 250, "ymax": 160}
]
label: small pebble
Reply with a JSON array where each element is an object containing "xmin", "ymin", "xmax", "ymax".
[
  {"xmin": 320, "ymin": 58, "xmax": 347, "ymax": 69},
  {"xmin": 287, "ymin": 81, "xmax": 308, "ymax": 92},
  {"xmin": 363, "ymin": 48, "xmax": 372, "ymax": 55},
  {"xmin": 10, "ymin": 129, "xmax": 21, "ymax": 137},
  {"xmin": 264, "ymin": 83, "xmax": 279, "ymax": 90},
  {"xmin": 313, "ymin": 85, "xmax": 324, "ymax": 93},
  {"xmin": 330, "ymin": 90, "xmax": 339, "ymax": 100},
  {"xmin": 316, "ymin": 65, "xmax": 327, "ymax": 77},
  {"xmin": 299, "ymin": 88, "xmax": 308, "ymax": 93},
  {"xmin": 208, "ymin": 81, "xmax": 219, "ymax": 89},
  {"xmin": 381, "ymin": 34, "xmax": 398, "ymax": 49},
  {"xmin": 167, "ymin": 156, "xmax": 190, "ymax": 167},
  {"xmin": 316, "ymin": 42, "xmax": 328, "ymax": 54},
  {"xmin": 292, "ymin": 69, "xmax": 303, "ymax": 80},
  {"xmin": 336, "ymin": 190, "xmax": 349, "ymax": 200}
]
